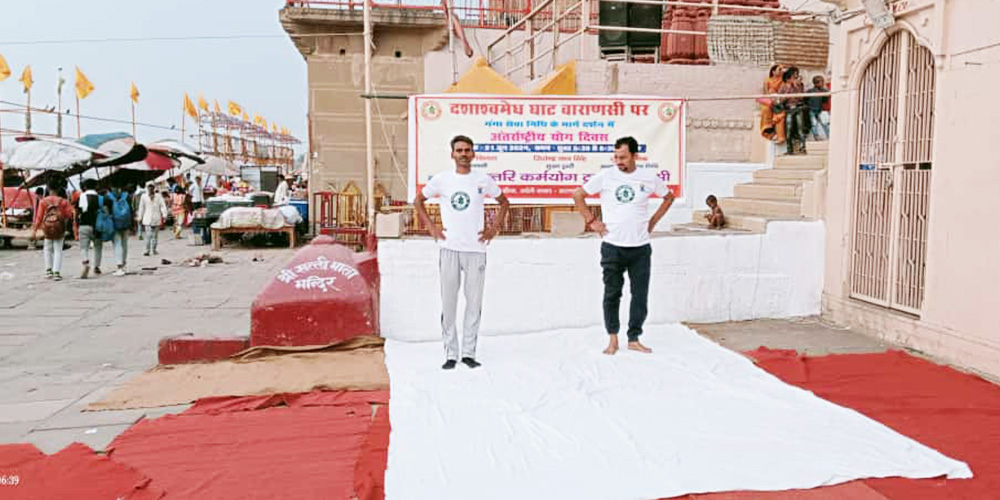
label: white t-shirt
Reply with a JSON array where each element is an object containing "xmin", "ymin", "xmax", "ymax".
[
  {"xmin": 189, "ymin": 182, "xmax": 204, "ymax": 203},
  {"xmin": 422, "ymin": 169, "xmax": 502, "ymax": 253},
  {"xmin": 582, "ymin": 167, "xmax": 668, "ymax": 247},
  {"xmin": 273, "ymin": 181, "xmax": 290, "ymax": 206}
]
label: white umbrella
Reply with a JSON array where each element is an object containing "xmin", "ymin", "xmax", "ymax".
[
  {"xmin": 147, "ymin": 139, "xmax": 202, "ymax": 161},
  {"xmin": 2, "ymin": 137, "xmax": 106, "ymax": 171},
  {"xmin": 154, "ymin": 154, "xmax": 236, "ymax": 183}
]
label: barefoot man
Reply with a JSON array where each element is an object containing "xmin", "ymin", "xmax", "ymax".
[
  {"xmin": 573, "ymin": 136, "xmax": 675, "ymax": 355},
  {"xmin": 414, "ymin": 135, "xmax": 510, "ymax": 370}
]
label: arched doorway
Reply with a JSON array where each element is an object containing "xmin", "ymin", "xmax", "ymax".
[{"xmin": 850, "ymin": 30, "xmax": 936, "ymax": 315}]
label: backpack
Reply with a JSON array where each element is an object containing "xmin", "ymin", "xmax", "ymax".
[
  {"xmin": 41, "ymin": 201, "xmax": 66, "ymax": 240},
  {"xmin": 111, "ymin": 192, "xmax": 132, "ymax": 230},
  {"xmin": 95, "ymin": 195, "xmax": 116, "ymax": 242}
]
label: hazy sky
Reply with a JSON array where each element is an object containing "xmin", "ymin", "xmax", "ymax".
[{"xmin": 0, "ymin": 0, "xmax": 306, "ymax": 152}]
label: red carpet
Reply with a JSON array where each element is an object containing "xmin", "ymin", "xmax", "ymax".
[
  {"xmin": 349, "ymin": 349, "xmax": 999, "ymax": 500},
  {"xmin": 354, "ymin": 405, "xmax": 392, "ymax": 500},
  {"xmin": 748, "ymin": 348, "xmax": 1000, "ymax": 500},
  {"xmin": 6, "ymin": 348, "xmax": 995, "ymax": 499},
  {"xmin": 106, "ymin": 390, "xmax": 388, "ymax": 500},
  {"xmin": 0, "ymin": 442, "xmax": 164, "ymax": 499}
]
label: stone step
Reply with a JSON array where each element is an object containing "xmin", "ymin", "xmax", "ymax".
[
  {"xmin": 720, "ymin": 197, "xmax": 803, "ymax": 218},
  {"xmin": 774, "ymin": 154, "xmax": 828, "ymax": 170},
  {"xmin": 733, "ymin": 183, "xmax": 802, "ymax": 201},
  {"xmin": 692, "ymin": 210, "xmax": 768, "ymax": 233},
  {"xmin": 807, "ymin": 140, "xmax": 829, "ymax": 151},
  {"xmin": 754, "ymin": 168, "xmax": 820, "ymax": 183}
]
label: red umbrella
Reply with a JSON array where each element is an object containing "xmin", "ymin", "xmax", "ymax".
[{"xmin": 118, "ymin": 150, "xmax": 177, "ymax": 171}]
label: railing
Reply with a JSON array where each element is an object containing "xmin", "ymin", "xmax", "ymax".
[
  {"xmin": 379, "ymin": 204, "xmax": 603, "ymax": 235},
  {"xmin": 286, "ymin": 0, "xmax": 548, "ymax": 30},
  {"xmin": 487, "ymin": 0, "xmax": 807, "ymax": 81}
]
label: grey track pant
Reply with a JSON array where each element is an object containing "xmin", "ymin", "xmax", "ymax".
[{"xmin": 439, "ymin": 248, "xmax": 488, "ymax": 361}]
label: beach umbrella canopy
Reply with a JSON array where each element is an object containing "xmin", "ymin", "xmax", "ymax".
[
  {"xmin": 78, "ymin": 132, "xmax": 148, "ymax": 168},
  {"xmin": 117, "ymin": 149, "xmax": 177, "ymax": 172},
  {"xmin": 0, "ymin": 136, "xmax": 106, "ymax": 171}
]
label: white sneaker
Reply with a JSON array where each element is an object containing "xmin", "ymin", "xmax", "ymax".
[{"xmin": 114, "ymin": 268, "xmax": 126, "ymax": 277}]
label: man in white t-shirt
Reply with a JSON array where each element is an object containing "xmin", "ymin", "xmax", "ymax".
[
  {"xmin": 573, "ymin": 136, "xmax": 675, "ymax": 355},
  {"xmin": 189, "ymin": 175, "xmax": 205, "ymax": 209},
  {"xmin": 414, "ymin": 135, "xmax": 510, "ymax": 370},
  {"xmin": 273, "ymin": 175, "xmax": 290, "ymax": 206}
]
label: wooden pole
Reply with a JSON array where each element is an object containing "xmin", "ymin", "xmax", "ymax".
[{"xmin": 131, "ymin": 101, "xmax": 136, "ymax": 137}]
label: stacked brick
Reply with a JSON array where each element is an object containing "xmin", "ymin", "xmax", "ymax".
[{"xmin": 660, "ymin": 0, "xmax": 789, "ymax": 64}]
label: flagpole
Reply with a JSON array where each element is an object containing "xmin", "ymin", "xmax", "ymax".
[
  {"xmin": 75, "ymin": 95, "xmax": 81, "ymax": 138},
  {"xmin": 131, "ymin": 101, "xmax": 136, "ymax": 137},
  {"xmin": 25, "ymin": 87, "xmax": 31, "ymax": 135},
  {"xmin": 181, "ymin": 107, "xmax": 186, "ymax": 143},
  {"xmin": 364, "ymin": 0, "xmax": 375, "ymax": 231},
  {"xmin": 197, "ymin": 112, "xmax": 202, "ymax": 153}
]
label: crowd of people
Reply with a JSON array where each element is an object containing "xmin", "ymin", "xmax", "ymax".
[
  {"xmin": 29, "ymin": 173, "xmax": 212, "ymax": 281},
  {"xmin": 759, "ymin": 64, "xmax": 831, "ymax": 155},
  {"xmin": 29, "ymin": 171, "xmax": 306, "ymax": 281}
]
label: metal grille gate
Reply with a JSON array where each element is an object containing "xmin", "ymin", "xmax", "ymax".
[{"xmin": 851, "ymin": 31, "xmax": 935, "ymax": 315}]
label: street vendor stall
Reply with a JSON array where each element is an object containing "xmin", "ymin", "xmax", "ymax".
[{"xmin": 209, "ymin": 204, "xmax": 301, "ymax": 250}]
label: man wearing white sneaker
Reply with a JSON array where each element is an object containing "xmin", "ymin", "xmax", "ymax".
[
  {"xmin": 137, "ymin": 182, "xmax": 168, "ymax": 256},
  {"xmin": 414, "ymin": 135, "xmax": 510, "ymax": 370},
  {"xmin": 573, "ymin": 136, "xmax": 675, "ymax": 356}
]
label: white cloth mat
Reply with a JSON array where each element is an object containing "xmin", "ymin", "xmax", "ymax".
[{"xmin": 384, "ymin": 324, "xmax": 971, "ymax": 500}]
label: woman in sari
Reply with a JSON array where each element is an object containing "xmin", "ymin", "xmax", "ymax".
[{"xmin": 759, "ymin": 64, "xmax": 786, "ymax": 144}]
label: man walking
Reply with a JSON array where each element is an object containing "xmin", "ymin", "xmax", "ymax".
[
  {"xmin": 573, "ymin": 136, "xmax": 675, "ymax": 355},
  {"xmin": 109, "ymin": 186, "xmax": 133, "ymax": 277},
  {"xmin": 414, "ymin": 135, "xmax": 510, "ymax": 370},
  {"xmin": 189, "ymin": 175, "xmax": 205, "ymax": 210},
  {"xmin": 137, "ymin": 182, "xmax": 168, "ymax": 256},
  {"xmin": 31, "ymin": 181, "xmax": 74, "ymax": 281},
  {"xmin": 75, "ymin": 179, "xmax": 108, "ymax": 279}
]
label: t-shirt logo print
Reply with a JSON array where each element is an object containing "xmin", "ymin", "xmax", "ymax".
[
  {"xmin": 450, "ymin": 191, "xmax": 471, "ymax": 211},
  {"xmin": 615, "ymin": 185, "xmax": 636, "ymax": 203}
]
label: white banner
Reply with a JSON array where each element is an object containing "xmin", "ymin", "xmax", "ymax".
[{"xmin": 408, "ymin": 95, "xmax": 685, "ymax": 204}]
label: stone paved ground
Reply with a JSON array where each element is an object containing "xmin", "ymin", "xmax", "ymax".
[
  {"xmin": 0, "ymin": 230, "xmax": 294, "ymax": 452},
  {"xmin": 0, "ymin": 230, "xmax": 891, "ymax": 454}
]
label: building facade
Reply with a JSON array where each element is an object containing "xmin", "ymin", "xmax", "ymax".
[{"xmin": 822, "ymin": 0, "xmax": 1000, "ymax": 378}]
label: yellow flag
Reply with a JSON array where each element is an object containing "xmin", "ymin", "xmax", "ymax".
[
  {"xmin": 75, "ymin": 67, "xmax": 94, "ymax": 99},
  {"xmin": 228, "ymin": 100, "xmax": 242, "ymax": 117},
  {"xmin": 253, "ymin": 114, "xmax": 262, "ymax": 126},
  {"xmin": 261, "ymin": 117, "xmax": 268, "ymax": 131},
  {"xmin": 198, "ymin": 94, "xmax": 209, "ymax": 113},
  {"xmin": 214, "ymin": 99, "xmax": 221, "ymax": 114},
  {"xmin": 20, "ymin": 66, "xmax": 33, "ymax": 93},
  {"xmin": 272, "ymin": 123, "xmax": 277, "ymax": 134},
  {"xmin": 183, "ymin": 93, "xmax": 198, "ymax": 119},
  {"xmin": 241, "ymin": 110, "xmax": 249, "ymax": 123},
  {"xmin": 0, "ymin": 53, "xmax": 11, "ymax": 82},
  {"xmin": 130, "ymin": 82, "xmax": 140, "ymax": 104}
]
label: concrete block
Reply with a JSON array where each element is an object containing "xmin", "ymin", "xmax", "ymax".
[
  {"xmin": 550, "ymin": 211, "xmax": 585, "ymax": 236},
  {"xmin": 251, "ymin": 240, "xmax": 379, "ymax": 347},
  {"xmin": 376, "ymin": 212, "xmax": 405, "ymax": 238},
  {"xmin": 157, "ymin": 334, "xmax": 250, "ymax": 365}
]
